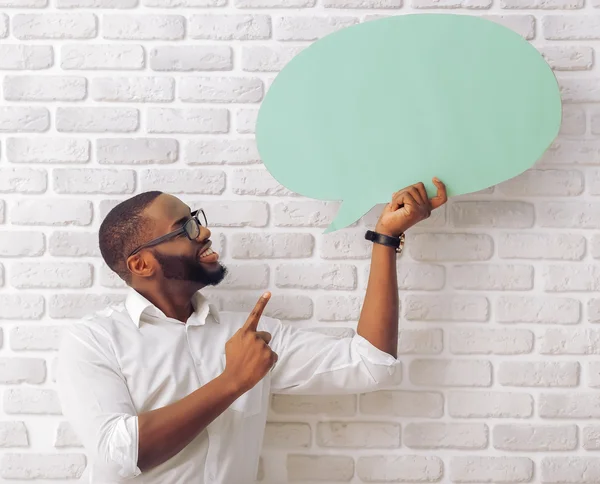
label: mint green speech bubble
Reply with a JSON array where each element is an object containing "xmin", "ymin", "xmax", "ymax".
[{"xmin": 255, "ymin": 14, "xmax": 561, "ymax": 233}]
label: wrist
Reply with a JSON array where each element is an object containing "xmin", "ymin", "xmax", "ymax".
[
  {"xmin": 374, "ymin": 224, "xmax": 401, "ymax": 238},
  {"xmin": 218, "ymin": 371, "xmax": 246, "ymax": 399}
]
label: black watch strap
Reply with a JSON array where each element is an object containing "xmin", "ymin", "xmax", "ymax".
[{"xmin": 364, "ymin": 230, "xmax": 405, "ymax": 254}]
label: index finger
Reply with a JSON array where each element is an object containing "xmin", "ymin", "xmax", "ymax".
[
  {"xmin": 430, "ymin": 177, "xmax": 448, "ymax": 210},
  {"xmin": 243, "ymin": 292, "xmax": 271, "ymax": 332}
]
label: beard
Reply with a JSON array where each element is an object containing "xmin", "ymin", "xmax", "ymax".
[{"xmin": 152, "ymin": 250, "xmax": 227, "ymax": 286}]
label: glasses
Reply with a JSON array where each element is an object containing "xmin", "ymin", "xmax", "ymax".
[{"xmin": 128, "ymin": 209, "xmax": 207, "ymax": 258}]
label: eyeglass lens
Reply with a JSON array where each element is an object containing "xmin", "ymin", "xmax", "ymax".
[{"xmin": 184, "ymin": 210, "xmax": 207, "ymax": 240}]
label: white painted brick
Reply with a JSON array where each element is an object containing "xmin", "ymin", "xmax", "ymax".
[
  {"xmin": 494, "ymin": 424, "xmax": 577, "ymax": 451},
  {"xmin": 499, "ymin": 169, "xmax": 583, "ymax": 196},
  {"xmin": 232, "ymin": 233, "xmax": 313, "ymax": 259},
  {"xmin": 7, "ymin": 138, "xmax": 90, "ymax": 164},
  {"xmin": 275, "ymin": 16, "xmax": 358, "ymax": 40},
  {"xmin": 150, "ymin": 46, "xmax": 232, "ymax": 71},
  {"xmin": 232, "ymin": 168, "xmax": 295, "ymax": 196},
  {"xmin": 274, "ymin": 201, "xmax": 341, "ymax": 227},
  {"xmin": 287, "ymin": 455, "xmax": 354, "ymax": 482},
  {"xmin": 541, "ymin": 393, "xmax": 600, "ymax": 418},
  {"xmin": 450, "ymin": 328, "xmax": 533, "ymax": 355},
  {"xmin": 11, "ymin": 326, "xmax": 62, "ymax": 350},
  {"xmin": 405, "ymin": 423, "xmax": 488, "ymax": 449},
  {"xmin": 99, "ymin": 200, "xmax": 120, "ymax": 220},
  {"xmin": 316, "ymin": 294, "xmax": 361, "ymax": 321},
  {"xmin": 58, "ymin": 0, "xmax": 137, "ymax": 6},
  {"xmin": 587, "ymin": 235, "xmax": 600, "ymax": 259},
  {"xmin": 0, "ymin": 45, "xmax": 53, "ymax": 70},
  {"xmin": 0, "ymin": 107, "xmax": 49, "ymax": 133},
  {"xmin": 497, "ymin": 296, "xmax": 580, "ymax": 324},
  {"xmin": 0, "ymin": 265, "xmax": 4, "ymax": 286},
  {"xmin": 592, "ymin": 109, "xmax": 600, "ymax": 135},
  {"xmin": 502, "ymin": 0, "xmax": 581, "ymax": 7},
  {"xmin": 539, "ymin": 203, "xmax": 600, "ymax": 229},
  {"xmin": 356, "ymin": 456, "xmax": 442, "ymax": 483},
  {"xmin": 62, "ymin": 44, "xmax": 144, "ymax": 70},
  {"xmin": 276, "ymin": 263, "xmax": 356, "ymax": 290},
  {"xmin": 410, "ymin": 359, "xmax": 491, "ymax": 387},
  {"xmin": 263, "ymin": 423, "xmax": 310, "ymax": 448},
  {"xmin": 140, "ymin": 168, "xmax": 225, "ymax": 194},
  {"xmin": 0, "ymin": 14, "xmax": 8, "ymax": 38},
  {"xmin": 499, "ymin": 361, "xmax": 580, "ymax": 387},
  {"xmin": 0, "ymin": 0, "xmax": 47, "ymax": 6},
  {"xmin": 12, "ymin": 199, "xmax": 92, "ymax": 226},
  {"xmin": 104, "ymin": 15, "xmax": 184, "ymax": 40},
  {"xmin": 451, "ymin": 201, "xmax": 534, "ymax": 228},
  {"xmin": 360, "ymin": 391, "xmax": 443, "ymax": 418},
  {"xmin": 0, "ymin": 423, "xmax": 28, "ymax": 447},
  {"xmin": 0, "ymin": 295, "xmax": 44, "ymax": 320},
  {"xmin": 11, "ymin": 262, "xmax": 92, "ymax": 289},
  {"xmin": 190, "ymin": 14, "xmax": 271, "ymax": 40},
  {"xmin": 4, "ymin": 389, "xmax": 61, "ymax": 414},
  {"xmin": 404, "ymin": 295, "xmax": 489, "ymax": 322},
  {"xmin": 586, "ymin": 170, "xmax": 600, "ymax": 195},
  {"xmin": 317, "ymin": 422, "xmax": 399, "ymax": 448},
  {"xmin": 57, "ymin": 107, "xmax": 138, "ymax": 133},
  {"xmin": 3, "ymin": 75, "xmax": 86, "ymax": 101},
  {"xmin": 100, "ymin": 263, "xmax": 127, "ymax": 288},
  {"xmin": 398, "ymin": 329, "xmax": 443, "ymax": 355},
  {"xmin": 0, "ymin": 231, "xmax": 44, "ymax": 257},
  {"xmin": 588, "ymin": 299, "xmax": 600, "ymax": 323},
  {"xmin": 321, "ymin": 230, "xmax": 371, "ymax": 259},
  {"xmin": 180, "ymin": 77, "xmax": 263, "ymax": 103},
  {"xmin": 583, "ymin": 426, "xmax": 600, "ymax": 450},
  {"xmin": 54, "ymin": 422, "xmax": 82, "ymax": 448},
  {"xmin": 542, "ymin": 140, "xmax": 600, "ymax": 164},
  {"xmin": 540, "ymin": 46, "xmax": 593, "ymax": 70},
  {"xmin": 186, "ymin": 200, "xmax": 268, "ymax": 227},
  {"xmin": 220, "ymin": 264, "xmax": 269, "ymax": 289},
  {"xmin": 409, "ymin": 233, "xmax": 493, "ymax": 261},
  {"xmin": 1, "ymin": 454, "xmax": 86, "ymax": 479},
  {"xmin": 450, "ymin": 264, "xmax": 533, "ymax": 291},
  {"xmin": 49, "ymin": 294, "xmax": 126, "ymax": 319},
  {"xmin": 13, "ymin": 13, "xmax": 97, "ymax": 39},
  {"xmin": 544, "ymin": 15, "xmax": 600, "ymax": 39},
  {"xmin": 588, "ymin": 362, "xmax": 600, "ymax": 387},
  {"xmin": 99, "ymin": 138, "xmax": 178, "ymax": 165},
  {"xmin": 148, "ymin": 108, "xmax": 228, "ymax": 134},
  {"xmin": 559, "ymin": 78, "xmax": 600, "ymax": 103},
  {"xmin": 211, "ymin": 293, "xmax": 312, "ymax": 320},
  {"xmin": 236, "ymin": 107, "xmax": 258, "ymax": 133},
  {"xmin": 144, "ymin": 0, "xmax": 224, "ymax": 5},
  {"xmin": 272, "ymin": 395, "xmax": 356, "ymax": 416},
  {"xmin": 368, "ymin": 263, "xmax": 445, "ymax": 291},
  {"xmin": 451, "ymin": 456, "xmax": 533, "ymax": 483},
  {"xmin": 91, "ymin": 77, "xmax": 174, "ymax": 102},
  {"xmin": 0, "ymin": 202, "xmax": 4, "ymax": 224},
  {"xmin": 49, "ymin": 232, "xmax": 99, "ymax": 257},
  {"xmin": 0, "ymin": 358, "xmax": 45, "ymax": 384},
  {"xmin": 0, "ymin": 168, "xmax": 46, "ymax": 194},
  {"xmin": 540, "ymin": 328, "xmax": 600, "ymax": 354},
  {"xmin": 54, "ymin": 168, "xmax": 135, "ymax": 194},
  {"xmin": 482, "ymin": 14, "xmax": 535, "ymax": 39},
  {"xmin": 542, "ymin": 457, "xmax": 600, "ymax": 483},
  {"xmin": 324, "ymin": 0, "xmax": 402, "ymax": 5},
  {"xmin": 235, "ymin": 0, "xmax": 315, "ymax": 5},
  {"xmin": 413, "ymin": 0, "xmax": 490, "ymax": 7},
  {"xmin": 545, "ymin": 265, "xmax": 600, "ymax": 291},
  {"xmin": 185, "ymin": 139, "xmax": 259, "ymax": 166},
  {"xmin": 560, "ymin": 106, "xmax": 586, "ymax": 136},
  {"xmin": 499, "ymin": 234, "xmax": 585, "ymax": 260},
  {"xmin": 242, "ymin": 45, "xmax": 304, "ymax": 72},
  {"xmin": 449, "ymin": 391, "xmax": 533, "ymax": 418}
]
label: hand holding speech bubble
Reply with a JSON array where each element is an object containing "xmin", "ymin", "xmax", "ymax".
[{"xmin": 255, "ymin": 14, "xmax": 562, "ymax": 233}]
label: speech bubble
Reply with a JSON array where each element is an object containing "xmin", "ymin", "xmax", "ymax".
[{"xmin": 255, "ymin": 14, "xmax": 562, "ymax": 233}]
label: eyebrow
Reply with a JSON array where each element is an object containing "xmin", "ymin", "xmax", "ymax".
[{"xmin": 170, "ymin": 207, "xmax": 192, "ymax": 229}]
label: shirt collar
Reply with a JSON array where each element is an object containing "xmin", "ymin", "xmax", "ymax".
[{"xmin": 125, "ymin": 288, "xmax": 220, "ymax": 327}]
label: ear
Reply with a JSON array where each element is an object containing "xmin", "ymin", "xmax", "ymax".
[{"xmin": 126, "ymin": 252, "xmax": 156, "ymax": 279}]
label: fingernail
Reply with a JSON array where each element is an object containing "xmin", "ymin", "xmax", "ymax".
[{"xmin": 262, "ymin": 292, "xmax": 270, "ymax": 298}]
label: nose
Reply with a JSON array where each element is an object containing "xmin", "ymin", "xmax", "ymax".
[{"xmin": 197, "ymin": 225, "xmax": 211, "ymax": 242}]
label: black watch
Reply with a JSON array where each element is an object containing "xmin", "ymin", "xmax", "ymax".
[{"xmin": 364, "ymin": 230, "xmax": 405, "ymax": 254}]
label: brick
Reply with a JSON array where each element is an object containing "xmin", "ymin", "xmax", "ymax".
[
  {"xmin": 91, "ymin": 76, "xmax": 174, "ymax": 102},
  {"xmin": 49, "ymin": 294, "xmax": 126, "ymax": 319},
  {"xmin": 540, "ymin": 46, "xmax": 593, "ymax": 70},
  {"xmin": 150, "ymin": 46, "xmax": 232, "ymax": 71},
  {"xmin": 592, "ymin": 109, "xmax": 600, "ymax": 135},
  {"xmin": 211, "ymin": 293, "xmax": 312, "ymax": 320},
  {"xmin": 148, "ymin": 108, "xmax": 228, "ymax": 134},
  {"xmin": 560, "ymin": 106, "xmax": 586, "ymax": 135},
  {"xmin": 405, "ymin": 423, "xmax": 488, "ymax": 449},
  {"xmin": 0, "ymin": 14, "xmax": 7, "ymax": 37},
  {"xmin": 560, "ymin": 78, "xmax": 600, "ymax": 103},
  {"xmin": 235, "ymin": 0, "xmax": 315, "ymax": 5},
  {"xmin": 1, "ymin": 454, "xmax": 85, "ymax": 479},
  {"xmin": 287, "ymin": 455, "xmax": 353, "ymax": 482},
  {"xmin": 0, "ymin": 45, "xmax": 53, "ymax": 70},
  {"xmin": 0, "ymin": 295, "xmax": 44, "ymax": 320},
  {"xmin": 11, "ymin": 326, "xmax": 62, "ymax": 351},
  {"xmin": 451, "ymin": 457, "xmax": 533, "ymax": 483},
  {"xmin": 495, "ymin": 424, "xmax": 577, "ymax": 451},
  {"xmin": 11, "ymin": 262, "xmax": 92, "ymax": 289},
  {"xmin": 0, "ymin": 231, "xmax": 45, "ymax": 257},
  {"xmin": 274, "ymin": 15, "xmax": 358, "ymax": 40},
  {"xmin": 539, "ymin": 203, "xmax": 600, "ymax": 229},
  {"xmin": 190, "ymin": 14, "xmax": 271, "ymax": 40},
  {"xmin": 542, "ymin": 457, "xmax": 600, "ymax": 483},
  {"xmin": 100, "ymin": 263, "xmax": 126, "ymax": 288},
  {"xmin": 276, "ymin": 264, "xmax": 356, "ymax": 290},
  {"xmin": 274, "ymin": 201, "xmax": 341, "ymax": 227},
  {"xmin": 180, "ymin": 77, "xmax": 262, "ymax": 104},
  {"xmin": 499, "ymin": 361, "xmax": 580, "ymax": 387},
  {"xmin": 587, "ymin": 169, "xmax": 600, "ymax": 195},
  {"xmin": 0, "ymin": 265, "xmax": 4, "ymax": 286},
  {"xmin": 482, "ymin": 14, "xmax": 535, "ymax": 39},
  {"xmin": 0, "ymin": 107, "xmax": 49, "ymax": 133},
  {"xmin": 315, "ymin": 294, "xmax": 361, "ymax": 321},
  {"xmin": 0, "ymin": 358, "xmax": 45, "ymax": 384},
  {"xmin": 373, "ymin": 263, "xmax": 445, "ymax": 291},
  {"xmin": 185, "ymin": 200, "xmax": 268, "ymax": 227},
  {"xmin": 405, "ymin": 295, "xmax": 489, "ymax": 322},
  {"xmin": 232, "ymin": 168, "xmax": 295, "ymax": 196},
  {"xmin": 62, "ymin": 44, "xmax": 144, "ymax": 70},
  {"xmin": 0, "ymin": 423, "xmax": 28, "ymax": 447},
  {"xmin": 13, "ymin": 199, "xmax": 92, "ymax": 226},
  {"xmin": 54, "ymin": 422, "xmax": 82, "ymax": 448},
  {"xmin": 542, "ymin": 140, "xmax": 600, "ymax": 164},
  {"xmin": 398, "ymin": 329, "xmax": 443, "ymax": 355},
  {"xmin": 451, "ymin": 201, "xmax": 534, "ymax": 228},
  {"xmin": 232, "ymin": 233, "xmax": 313, "ymax": 259},
  {"xmin": 320, "ymin": 230, "xmax": 371, "ymax": 259},
  {"xmin": 0, "ymin": 201, "xmax": 4, "ymax": 224},
  {"xmin": 0, "ymin": 168, "xmax": 46, "ymax": 194},
  {"xmin": 103, "ymin": 15, "xmax": 184, "ymax": 40},
  {"xmin": 272, "ymin": 395, "xmax": 356, "ymax": 416},
  {"xmin": 317, "ymin": 422, "xmax": 400, "ymax": 448},
  {"xmin": 140, "ymin": 168, "xmax": 224, "ymax": 194},
  {"xmin": 360, "ymin": 391, "xmax": 443, "ymax": 418},
  {"xmin": 497, "ymin": 296, "xmax": 580, "ymax": 324},
  {"xmin": 498, "ymin": 169, "xmax": 583, "ymax": 196},
  {"xmin": 4, "ymin": 389, "xmax": 61, "ymax": 415},
  {"xmin": 242, "ymin": 45, "xmax": 304, "ymax": 72},
  {"xmin": 0, "ymin": 0, "xmax": 47, "ymax": 5},
  {"xmin": 545, "ymin": 265, "xmax": 600, "ymax": 291},
  {"xmin": 54, "ymin": 168, "xmax": 135, "ymax": 194},
  {"xmin": 58, "ymin": 0, "xmax": 137, "ymax": 5},
  {"xmin": 588, "ymin": 299, "xmax": 600, "ymax": 323},
  {"xmin": 587, "ymin": 362, "xmax": 600, "ymax": 387},
  {"xmin": 499, "ymin": 233, "xmax": 585, "ymax": 260},
  {"xmin": 324, "ymin": 0, "xmax": 401, "ymax": 5},
  {"xmin": 502, "ymin": 0, "xmax": 581, "ymax": 7},
  {"xmin": 583, "ymin": 426, "xmax": 600, "ymax": 450},
  {"xmin": 450, "ymin": 328, "xmax": 533, "ymax": 355},
  {"xmin": 220, "ymin": 264, "xmax": 269, "ymax": 289},
  {"xmin": 544, "ymin": 15, "xmax": 600, "ymax": 39},
  {"xmin": 263, "ymin": 423, "xmax": 310, "ymax": 448},
  {"xmin": 449, "ymin": 391, "xmax": 533, "ymax": 418},
  {"xmin": 98, "ymin": 138, "xmax": 178, "ymax": 165},
  {"xmin": 541, "ymin": 393, "xmax": 600, "ymax": 418},
  {"xmin": 57, "ymin": 107, "xmax": 138, "ymax": 133},
  {"xmin": 410, "ymin": 359, "xmax": 491, "ymax": 387},
  {"xmin": 413, "ymin": 0, "xmax": 490, "ymax": 7},
  {"xmin": 409, "ymin": 233, "xmax": 493, "ymax": 261},
  {"xmin": 356, "ymin": 456, "xmax": 443, "ymax": 482},
  {"xmin": 540, "ymin": 328, "xmax": 600, "ymax": 354},
  {"xmin": 7, "ymin": 137, "xmax": 89, "ymax": 164},
  {"xmin": 13, "ymin": 13, "xmax": 96, "ymax": 39},
  {"xmin": 450, "ymin": 264, "xmax": 533, "ymax": 291},
  {"xmin": 185, "ymin": 139, "xmax": 259, "ymax": 165},
  {"xmin": 236, "ymin": 107, "xmax": 258, "ymax": 133},
  {"xmin": 3, "ymin": 75, "xmax": 86, "ymax": 101}
]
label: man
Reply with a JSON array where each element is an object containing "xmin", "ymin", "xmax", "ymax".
[{"xmin": 56, "ymin": 178, "xmax": 447, "ymax": 484}]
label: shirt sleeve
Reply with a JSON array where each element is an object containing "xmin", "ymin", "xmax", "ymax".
[
  {"xmin": 266, "ymin": 319, "xmax": 402, "ymax": 395},
  {"xmin": 56, "ymin": 324, "xmax": 141, "ymax": 481}
]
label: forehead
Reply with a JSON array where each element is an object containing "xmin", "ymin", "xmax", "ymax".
[{"xmin": 144, "ymin": 194, "xmax": 189, "ymax": 228}]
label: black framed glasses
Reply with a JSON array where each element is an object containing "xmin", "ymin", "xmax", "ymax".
[{"xmin": 128, "ymin": 209, "xmax": 207, "ymax": 258}]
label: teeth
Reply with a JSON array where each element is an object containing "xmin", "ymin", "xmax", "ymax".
[{"xmin": 199, "ymin": 248, "xmax": 214, "ymax": 258}]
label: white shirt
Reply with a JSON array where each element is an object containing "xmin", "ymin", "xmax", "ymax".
[{"xmin": 56, "ymin": 288, "xmax": 401, "ymax": 484}]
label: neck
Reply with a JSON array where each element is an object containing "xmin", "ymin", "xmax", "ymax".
[{"xmin": 135, "ymin": 281, "xmax": 205, "ymax": 323}]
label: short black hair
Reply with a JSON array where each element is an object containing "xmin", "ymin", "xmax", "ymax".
[{"xmin": 99, "ymin": 191, "xmax": 163, "ymax": 284}]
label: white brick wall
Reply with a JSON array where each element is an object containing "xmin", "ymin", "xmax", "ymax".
[{"xmin": 0, "ymin": 0, "xmax": 597, "ymax": 482}]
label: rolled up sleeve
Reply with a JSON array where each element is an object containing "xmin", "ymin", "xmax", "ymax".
[
  {"xmin": 56, "ymin": 325, "xmax": 141, "ymax": 481},
  {"xmin": 267, "ymin": 319, "xmax": 402, "ymax": 395}
]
